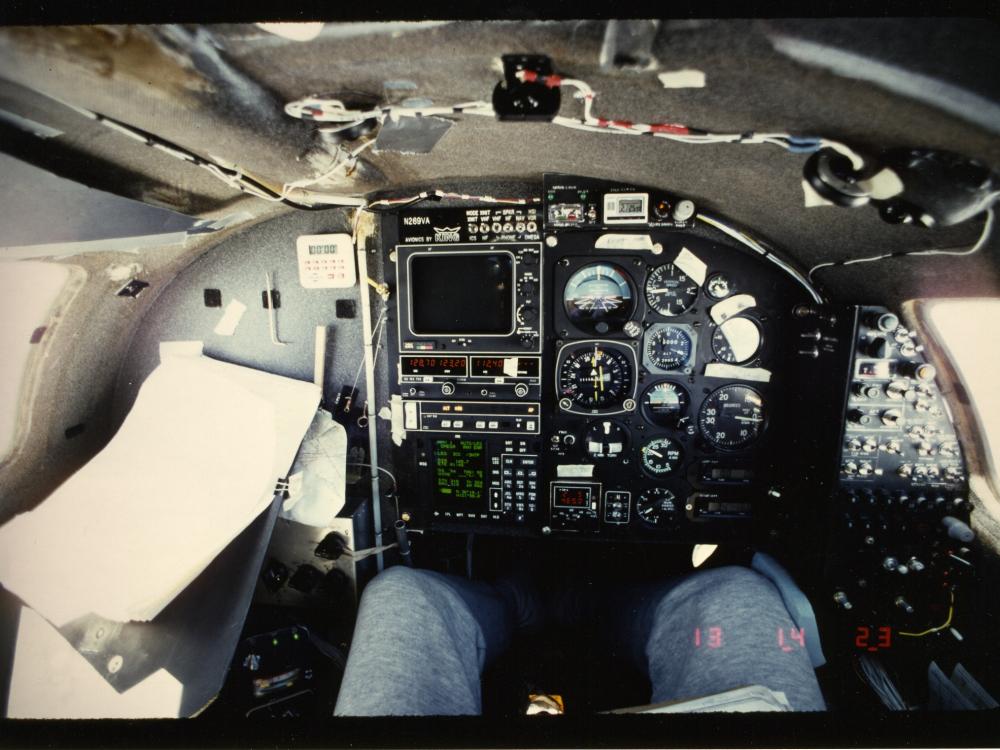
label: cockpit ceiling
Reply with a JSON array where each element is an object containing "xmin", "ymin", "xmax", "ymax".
[{"xmin": 0, "ymin": 19, "xmax": 998, "ymax": 306}]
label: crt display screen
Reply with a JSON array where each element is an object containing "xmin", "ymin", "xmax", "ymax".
[
  {"xmin": 409, "ymin": 253, "xmax": 514, "ymax": 335},
  {"xmin": 432, "ymin": 439, "xmax": 487, "ymax": 505}
]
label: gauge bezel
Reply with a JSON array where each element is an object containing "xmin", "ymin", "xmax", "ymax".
[
  {"xmin": 636, "ymin": 486, "xmax": 682, "ymax": 527},
  {"xmin": 645, "ymin": 262, "xmax": 699, "ymax": 317},
  {"xmin": 640, "ymin": 380, "xmax": 691, "ymax": 428},
  {"xmin": 555, "ymin": 339, "xmax": 639, "ymax": 416},
  {"xmin": 638, "ymin": 434, "xmax": 685, "ymax": 477},
  {"xmin": 705, "ymin": 271, "xmax": 734, "ymax": 300},
  {"xmin": 642, "ymin": 323, "xmax": 697, "ymax": 373},
  {"xmin": 710, "ymin": 315, "xmax": 764, "ymax": 366},
  {"xmin": 561, "ymin": 261, "xmax": 638, "ymax": 334},
  {"xmin": 697, "ymin": 384, "xmax": 768, "ymax": 451}
]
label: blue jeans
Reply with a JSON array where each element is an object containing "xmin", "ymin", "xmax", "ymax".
[{"xmin": 334, "ymin": 565, "xmax": 826, "ymax": 715}]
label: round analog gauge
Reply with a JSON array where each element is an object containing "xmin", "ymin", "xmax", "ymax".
[
  {"xmin": 640, "ymin": 436, "xmax": 684, "ymax": 476},
  {"xmin": 711, "ymin": 317, "xmax": 763, "ymax": 365},
  {"xmin": 641, "ymin": 381, "xmax": 690, "ymax": 427},
  {"xmin": 698, "ymin": 385, "xmax": 766, "ymax": 450},
  {"xmin": 636, "ymin": 487, "xmax": 679, "ymax": 527},
  {"xmin": 645, "ymin": 263, "xmax": 698, "ymax": 316},
  {"xmin": 563, "ymin": 263, "xmax": 635, "ymax": 332},
  {"xmin": 558, "ymin": 344, "xmax": 634, "ymax": 411},
  {"xmin": 645, "ymin": 326, "xmax": 693, "ymax": 371},
  {"xmin": 705, "ymin": 272, "xmax": 733, "ymax": 300},
  {"xmin": 584, "ymin": 419, "xmax": 629, "ymax": 459}
]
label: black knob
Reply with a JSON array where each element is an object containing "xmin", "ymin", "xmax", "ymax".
[
  {"xmin": 520, "ymin": 306, "xmax": 538, "ymax": 324},
  {"xmin": 521, "ymin": 281, "xmax": 537, "ymax": 297},
  {"xmin": 848, "ymin": 408, "xmax": 872, "ymax": 425},
  {"xmin": 865, "ymin": 336, "xmax": 889, "ymax": 358}
]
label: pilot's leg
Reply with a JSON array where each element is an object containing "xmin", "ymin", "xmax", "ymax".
[
  {"xmin": 334, "ymin": 566, "xmax": 514, "ymax": 716},
  {"xmin": 612, "ymin": 566, "xmax": 826, "ymax": 711}
]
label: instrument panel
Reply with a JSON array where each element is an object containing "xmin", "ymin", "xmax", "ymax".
[
  {"xmin": 382, "ymin": 176, "xmax": 780, "ymax": 540},
  {"xmin": 378, "ymin": 174, "xmax": 969, "ymax": 549}
]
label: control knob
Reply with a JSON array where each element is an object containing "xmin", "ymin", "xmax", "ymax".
[
  {"xmin": 865, "ymin": 336, "xmax": 889, "ymax": 358},
  {"xmin": 885, "ymin": 380, "xmax": 911, "ymax": 400},
  {"xmin": 880, "ymin": 408, "xmax": 902, "ymax": 427},
  {"xmin": 848, "ymin": 409, "xmax": 873, "ymax": 425},
  {"xmin": 854, "ymin": 382, "xmax": 883, "ymax": 399},
  {"xmin": 519, "ymin": 306, "xmax": 539, "ymax": 324},
  {"xmin": 514, "ymin": 383, "xmax": 529, "ymax": 398},
  {"xmin": 673, "ymin": 199, "xmax": 695, "ymax": 222},
  {"xmin": 441, "ymin": 381, "xmax": 456, "ymax": 396},
  {"xmin": 868, "ymin": 312, "xmax": 900, "ymax": 333},
  {"xmin": 900, "ymin": 362, "xmax": 937, "ymax": 382},
  {"xmin": 882, "ymin": 439, "xmax": 902, "ymax": 454}
]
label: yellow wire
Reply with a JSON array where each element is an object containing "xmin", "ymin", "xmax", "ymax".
[
  {"xmin": 366, "ymin": 277, "xmax": 390, "ymax": 299},
  {"xmin": 898, "ymin": 590, "xmax": 955, "ymax": 637}
]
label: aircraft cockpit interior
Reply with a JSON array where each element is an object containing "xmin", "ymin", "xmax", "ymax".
[{"xmin": 0, "ymin": 16, "xmax": 998, "ymax": 745}]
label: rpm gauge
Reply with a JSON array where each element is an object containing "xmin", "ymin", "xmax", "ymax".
[
  {"xmin": 698, "ymin": 384, "xmax": 766, "ymax": 450},
  {"xmin": 558, "ymin": 344, "xmax": 634, "ymax": 411},
  {"xmin": 563, "ymin": 263, "xmax": 635, "ymax": 332},
  {"xmin": 640, "ymin": 436, "xmax": 684, "ymax": 476},
  {"xmin": 645, "ymin": 263, "xmax": 698, "ymax": 316},
  {"xmin": 636, "ymin": 487, "xmax": 679, "ymax": 527},
  {"xmin": 711, "ymin": 317, "xmax": 763, "ymax": 365}
]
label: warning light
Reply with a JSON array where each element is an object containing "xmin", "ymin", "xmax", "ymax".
[{"xmin": 272, "ymin": 638, "xmax": 279, "ymax": 646}]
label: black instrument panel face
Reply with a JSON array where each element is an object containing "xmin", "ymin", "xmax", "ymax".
[
  {"xmin": 542, "ymin": 224, "xmax": 807, "ymax": 541},
  {"xmin": 381, "ymin": 175, "xmax": 957, "ymax": 546}
]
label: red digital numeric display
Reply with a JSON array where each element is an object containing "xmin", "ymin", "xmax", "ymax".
[
  {"xmin": 554, "ymin": 487, "xmax": 591, "ymax": 508},
  {"xmin": 401, "ymin": 356, "xmax": 468, "ymax": 376},
  {"xmin": 855, "ymin": 626, "xmax": 892, "ymax": 651},
  {"xmin": 694, "ymin": 626, "xmax": 723, "ymax": 648}
]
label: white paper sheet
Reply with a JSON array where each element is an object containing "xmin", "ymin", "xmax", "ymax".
[
  {"xmin": 279, "ymin": 409, "xmax": 347, "ymax": 527},
  {"xmin": 7, "ymin": 606, "xmax": 184, "ymax": 718},
  {"xmin": 0, "ymin": 353, "xmax": 320, "ymax": 625}
]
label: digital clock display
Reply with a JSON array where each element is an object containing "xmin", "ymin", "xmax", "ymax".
[
  {"xmin": 618, "ymin": 199, "xmax": 644, "ymax": 214},
  {"xmin": 307, "ymin": 244, "xmax": 340, "ymax": 255},
  {"xmin": 401, "ymin": 356, "xmax": 468, "ymax": 376},
  {"xmin": 554, "ymin": 486, "xmax": 591, "ymax": 509}
]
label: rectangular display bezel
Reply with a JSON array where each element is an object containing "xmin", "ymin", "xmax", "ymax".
[
  {"xmin": 603, "ymin": 192, "xmax": 649, "ymax": 224},
  {"xmin": 400, "ymin": 355, "xmax": 469, "ymax": 377},
  {"xmin": 406, "ymin": 249, "xmax": 518, "ymax": 337}
]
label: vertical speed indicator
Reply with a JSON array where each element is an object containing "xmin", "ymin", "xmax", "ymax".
[{"xmin": 645, "ymin": 263, "xmax": 699, "ymax": 316}]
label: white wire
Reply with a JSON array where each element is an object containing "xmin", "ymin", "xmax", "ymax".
[
  {"xmin": 808, "ymin": 208, "xmax": 995, "ymax": 282},
  {"xmin": 696, "ymin": 212, "xmax": 823, "ymax": 303},
  {"xmin": 858, "ymin": 655, "xmax": 908, "ymax": 711},
  {"xmin": 349, "ymin": 308, "xmax": 387, "ymax": 396}
]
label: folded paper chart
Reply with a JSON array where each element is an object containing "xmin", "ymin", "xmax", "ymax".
[{"xmin": 0, "ymin": 351, "xmax": 320, "ymax": 626}]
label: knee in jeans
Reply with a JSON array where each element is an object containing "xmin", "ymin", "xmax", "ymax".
[
  {"xmin": 361, "ymin": 565, "xmax": 439, "ymax": 607},
  {"xmin": 687, "ymin": 565, "xmax": 777, "ymax": 601}
]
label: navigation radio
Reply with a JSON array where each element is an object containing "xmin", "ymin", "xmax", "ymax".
[{"xmin": 392, "ymin": 239, "xmax": 543, "ymax": 402}]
